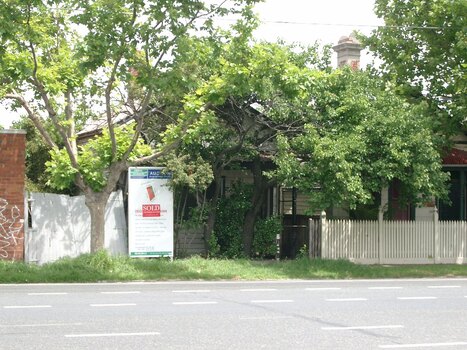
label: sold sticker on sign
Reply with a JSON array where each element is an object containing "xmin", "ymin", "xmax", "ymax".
[{"xmin": 142, "ymin": 204, "xmax": 161, "ymax": 217}]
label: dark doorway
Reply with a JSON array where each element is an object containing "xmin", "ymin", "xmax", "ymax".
[{"xmin": 439, "ymin": 168, "xmax": 467, "ymax": 220}]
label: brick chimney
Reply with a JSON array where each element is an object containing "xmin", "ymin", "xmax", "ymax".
[
  {"xmin": 333, "ymin": 33, "xmax": 362, "ymax": 70},
  {"xmin": 0, "ymin": 129, "xmax": 26, "ymax": 261}
]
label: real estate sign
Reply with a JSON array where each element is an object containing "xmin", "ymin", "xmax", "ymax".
[{"xmin": 128, "ymin": 167, "xmax": 173, "ymax": 258}]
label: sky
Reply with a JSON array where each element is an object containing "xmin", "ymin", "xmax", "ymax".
[
  {"xmin": 0, "ymin": 0, "xmax": 382, "ymax": 129},
  {"xmin": 253, "ymin": 0, "xmax": 382, "ymax": 60}
]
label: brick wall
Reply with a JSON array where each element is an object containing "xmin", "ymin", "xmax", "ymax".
[{"xmin": 0, "ymin": 130, "xmax": 26, "ymax": 261}]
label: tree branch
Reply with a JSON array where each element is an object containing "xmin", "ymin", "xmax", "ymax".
[
  {"xmin": 115, "ymin": 1, "xmax": 231, "ymax": 166},
  {"xmin": 131, "ymin": 136, "xmax": 181, "ymax": 165},
  {"xmin": 4, "ymin": 93, "xmax": 56, "ymax": 149},
  {"xmin": 25, "ymin": 9, "xmax": 81, "ymax": 174},
  {"xmin": 105, "ymin": 0, "xmax": 140, "ymax": 161},
  {"xmin": 65, "ymin": 89, "xmax": 77, "ymax": 157},
  {"xmin": 120, "ymin": 87, "xmax": 154, "ymax": 162},
  {"xmin": 105, "ymin": 55, "xmax": 122, "ymax": 160}
]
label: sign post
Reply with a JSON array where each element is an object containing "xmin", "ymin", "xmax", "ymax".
[{"xmin": 128, "ymin": 167, "xmax": 173, "ymax": 258}]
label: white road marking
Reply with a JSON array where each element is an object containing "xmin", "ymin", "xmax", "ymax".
[
  {"xmin": 239, "ymin": 316, "xmax": 293, "ymax": 320},
  {"xmin": 379, "ymin": 341, "xmax": 467, "ymax": 348},
  {"xmin": 322, "ymin": 325, "xmax": 404, "ymax": 331},
  {"xmin": 427, "ymin": 285, "xmax": 461, "ymax": 289},
  {"xmin": 325, "ymin": 298, "xmax": 367, "ymax": 302},
  {"xmin": 3, "ymin": 305, "xmax": 52, "ymax": 309},
  {"xmin": 250, "ymin": 300, "xmax": 294, "ymax": 303},
  {"xmin": 27, "ymin": 292, "xmax": 68, "ymax": 296},
  {"xmin": 65, "ymin": 332, "xmax": 160, "ymax": 338},
  {"xmin": 368, "ymin": 287, "xmax": 403, "ymax": 290},
  {"xmin": 172, "ymin": 301, "xmax": 218, "ymax": 305},
  {"xmin": 397, "ymin": 297, "xmax": 437, "ymax": 300},
  {"xmin": 172, "ymin": 290, "xmax": 211, "ymax": 293},
  {"xmin": 90, "ymin": 303, "xmax": 136, "ymax": 307},
  {"xmin": 100, "ymin": 291, "xmax": 141, "ymax": 294},
  {"xmin": 240, "ymin": 289, "xmax": 278, "ymax": 292},
  {"xmin": 306, "ymin": 287, "xmax": 342, "ymax": 291}
]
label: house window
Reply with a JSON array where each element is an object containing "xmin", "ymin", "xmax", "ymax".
[{"xmin": 439, "ymin": 168, "xmax": 467, "ymax": 220}]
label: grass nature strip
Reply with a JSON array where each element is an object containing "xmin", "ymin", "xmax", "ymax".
[{"xmin": 1, "ymin": 251, "xmax": 467, "ymax": 284}]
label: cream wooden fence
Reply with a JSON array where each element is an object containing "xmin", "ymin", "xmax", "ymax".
[{"xmin": 316, "ymin": 210, "xmax": 467, "ymax": 264}]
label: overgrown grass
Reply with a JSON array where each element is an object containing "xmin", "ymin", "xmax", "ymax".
[{"xmin": 1, "ymin": 251, "xmax": 467, "ymax": 284}]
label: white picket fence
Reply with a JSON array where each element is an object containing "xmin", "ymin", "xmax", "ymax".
[
  {"xmin": 318, "ymin": 212, "xmax": 467, "ymax": 264},
  {"xmin": 25, "ymin": 191, "xmax": 127, "ymax": 264}
]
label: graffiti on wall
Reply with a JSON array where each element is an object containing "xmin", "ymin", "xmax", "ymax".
[{"xmin": 0, "ymin": 198, "xmax": 24, "ymax": 258}]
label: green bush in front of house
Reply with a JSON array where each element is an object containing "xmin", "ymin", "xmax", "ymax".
[
  {"xmin": 210, "ymin": 181, "xmax": 252, "ymax": 258},
  {"xmin": 252, "ymin": 216, "xmax": 282, "ymax": 259}
]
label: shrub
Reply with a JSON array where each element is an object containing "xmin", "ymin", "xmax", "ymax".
[
  {"xmin": 252, "ymin": 216, "xmax": 282, "ymax": 259},
  {"xmin": 211, "ymin": 181, "xmax": 252, "ymax": 258}
]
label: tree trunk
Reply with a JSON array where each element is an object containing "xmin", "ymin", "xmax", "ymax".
[
  {"xmin": 242, "ymin": 157, "xmax": 271, "ymax": 257},
  {"xmin": 204, "ymin": 165, "xmax": 223, "ymax": 254},
  {"xmin": 85, "ymin": 191, "xmax": 111, "ymax": 253},
  {"xmin": 243, "ymin": 209, "xmax": 259, "ymax": 257}
]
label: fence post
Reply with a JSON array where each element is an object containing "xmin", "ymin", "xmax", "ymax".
[
  {"xmin": 320, "ymin": 211, "xmax": 327, "ymax": 259},
  {"xmin": 24, "ymin": 192, "xmax": 29, "ymax": 263},
  {"xmin": 378, "ymin": 206, "xmax": 384, "ymax": 264},
  {"xmin": 308, "ymin": 218, "xmax": 313, "ymax": 258},
  {"xmin": 433, "ymin": 206, "xmax": 440, "ymax": 264}
]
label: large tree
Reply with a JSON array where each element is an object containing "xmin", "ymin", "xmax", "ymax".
[
  {"xmin": 0, "ymin": 0, "xmax": 258, "ymax": 252},
  {"xmin": 273, "ymin": 68, "xmax": 449, "ymax": 212},
  {"xmin": 162, "ymin": 33, "xmax": 331, "ymax": 256},
  {"xmin": 180, "ymin": 34, "xmax": 448, "ymax": 253},
  {"xmin": 363, "ymin": 0, "xmax": 466, "ymax": 134}
]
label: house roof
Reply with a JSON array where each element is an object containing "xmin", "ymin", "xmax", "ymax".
[
  {"xmin": 443, "ymin": 148, "xmax": 467, "ymax": 165},
  {"xmin": 76, "ymin": 114, "xmax": 134, "ymax": 144}
]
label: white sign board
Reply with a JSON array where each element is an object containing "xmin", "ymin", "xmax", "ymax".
[{"xmin": 128, "ymin": 167, "xmax": 173, "ymax": 258}]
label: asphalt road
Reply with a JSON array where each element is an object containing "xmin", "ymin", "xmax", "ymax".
[{"xmin": 1, "ymin": 278, "xmax": 467, "ymax": 350}]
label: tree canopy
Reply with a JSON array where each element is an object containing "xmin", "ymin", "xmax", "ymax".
[
  {"xmin": 0, "ymin": 0, "xmax": 259, "ymax": 252},
  {"xmin": 164, "ymin": 30, "xmax": 448, "ymax": 250},
  {"xmin": 273, "ymin": 68, "xmax": 449, "ymax": 211},
  {"xmin": 363, "ymin": 0, "xmax": 466, "ymax": 134},
  {"xmin": 163, "ymin": 35, "xmax": 332, "ymax": 255},
  {"xmin": 178, "ymin": 32, "xmax": 448, "ymax": 213}
]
